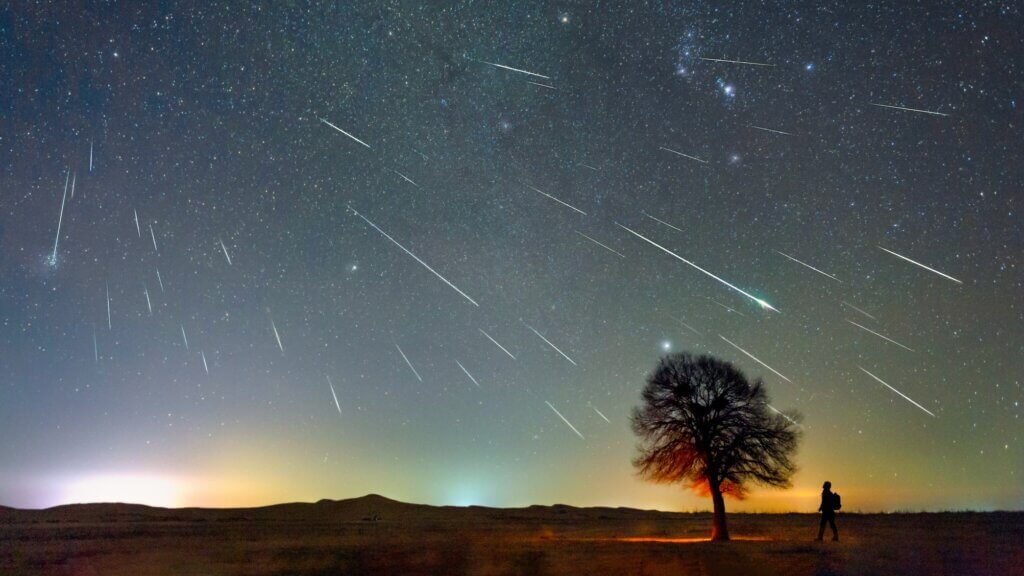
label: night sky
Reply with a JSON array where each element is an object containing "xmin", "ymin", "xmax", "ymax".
[{"xmin": 1, "ymin": 2, "xmax": 1021, "ymax": 512}]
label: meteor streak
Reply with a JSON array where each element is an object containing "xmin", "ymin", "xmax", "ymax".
[
  {"xmin": 201, "ymin": 351, "xmax": 209, "ymax": 374},
  {"xmin": 149, "ymin": 224, "xmax": 158, "ymax": 253},
  {"xmin": 466, "ymin": 56, "xmax": 550, "ymax": 79},
  {"xmin": 134, "ymin": 209, "xmax": 141, "ymax": 237},
  {"xmin": 641, "ymin": 211, "xmax": 684, "ymax": 232},
  {"xmin": 746, "ymin": 124, "xmax": 794, "ymax": 136},
  {"xmin": 391, "ymin": 169, "xmax": 418, "ymax": 187},
  {"xmin": 878, "ymin": 246, "xmax": 962, "ymax": 284},
  {"xmin": 93, "ymin": 328, "xmax": 98, "ymax": 363},
  {"xmin": 89, "ymin": 141, "xmax": 94, "ymax": 171},
  {"xmin": 69, "ymin": 172, "xmax": 76, "ymax": 199},
  {"xmin": 841, "ymin": 301, "xmax": 876, "ymax": 320},
  {"xmin": 617, "ymin": 223, "xmax": 779, "ymax": 312},
  {"xmin": 327, "ymin": 376, "xmax": 341, "ymax": 415},
  {"xmin": 527, "ymin": 80, "xmax": 557, "ymax": 89},
  {"xmin": 319, "ymin": 117, "xmax": 372, "ymax": 149},
  {"xmin": 767, "ymin": 404, "xmax": 803, "ymax": 428},
  {"xmin": 350, "ymin": 207, "xmax": 479, "ymax": 307},
  {"xmin": 105, "ymin": 284, "xmax": 112, "ymax": 330},
  {"xmin": 394, "ymin": 343, "xmax": 422, "ymax": 382},
  {"xmin": 869, "ymin": 103, "xmax": 949, "ymax": 117},
  {"xmin": 143, "ymin": 285, "xmax": 152, "ymax": 315},
  {"xmin": 774, "ymin": 250, "xmax": 841, "ymax": 282},
  {"xmin": 858, "ymin": 366, "xmax": 936, "ymax": 418},
  {"xmin": 50, "ymin": 169, "xmax": 70, "ymax": 265},
  {"xmin": 219, "ymin": 239, "xmax": 232, "ymax": 265},
  {"xmin": 592, "ymin": 406, "xmax": 611, "ymax": 423},
  {"xmin": 545, "ymin": 401, "xmax": 584, "ymax": 439},
  {"xmin": 708, "ymin": 298, "xmax": 749, "ymax": 317},
  {"xmin": 525, "ymin": 184, "xmax": 587, "ymax": 215},
  {"xmin": 180, "ymin": 325, "xmax": 189, "ymax": 351},
  {"xmin": 456, "ymin": 360, "xmax": 480, "ymax": 387},
  {"xmin": 526, "ymin": 325, "xmax": 577, "ymax": 366},
  {"xmin": 575, "ymin": 231, "xmax": 625, "ymax": 258},
  {"xmin": 479, "ymin": 329, "xmax": 516, "ymax": 359},
  {"xmin": 846, "ymin": 319, "xmax": 915, "ymax": 352},
  {"xmin": 699, "ymin": 56, "xmax": 774, "ymax": 67},
  {"xmin": 670, "ymin": 316, "xmax": 703, "ymax": 336},
  {"xmin": 719, "ymin": 335, "xmax": 792, "ymax": 383},
  {"xmin": 155, "ymin": 268, "xmax": 164, "ymax": 292},
  {"xmin": 268, "ymin": 310, "xmax": 284, "ymax": 353},
  {"xmin": 658, "ymin": 146, "xmax": 708, "ymax": 164}
]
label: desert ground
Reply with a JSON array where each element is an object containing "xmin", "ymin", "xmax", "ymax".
[{"xmin": 2, "ymin": 495, "xmax": 1021, "ymax": 575}]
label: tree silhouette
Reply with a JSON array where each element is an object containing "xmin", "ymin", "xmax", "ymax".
[{"xmin": 631, "ymin": 352, "xmax": 801, "ymax": 541}]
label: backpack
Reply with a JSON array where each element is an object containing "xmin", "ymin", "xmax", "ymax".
[{"xmin": 831, "ymin": 492, "xmax": 842, "ymax": 510}]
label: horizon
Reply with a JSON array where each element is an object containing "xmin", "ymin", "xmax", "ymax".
[{"xmin": 2, "ymin": 2, "xmax": 1021, "ymax": 520}]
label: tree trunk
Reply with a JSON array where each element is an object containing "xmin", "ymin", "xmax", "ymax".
[{"xmin": 709, "ymin": 483, "xmax": 730, "ymax": 541}]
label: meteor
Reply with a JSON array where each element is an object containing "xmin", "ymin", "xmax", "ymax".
[
  {"xmin": 155, "ymin": 268, "xmax": 165, "ymax": 292},
  {"xmin": 708, "ymin": 298, "xmax": 749, "ymax": 318},
  {"xmin": 466, "ymin": 55, "xmax": 550, "ymax": 79},
  {"xmin": 592, "ymin": 406, "xmax": 611, "ymax": 423},
  {"xmin": 719, "ymin": 335, "xmax": 792, "ymax": 383},
  {"xmin": 525, "ymin": 184, "xmax": 587, "ymax": 215},
  {"xmin": 746, "ymin": 124, "xmax": 794, "ymax": 136},
  {"xmin": 526, "ymin": 324, "xmax": 577, "ymax": 366},
  {"xmin": 268, "ymin": 309, "xmax": 284, "ymax": 353},
  {"xmin": 133, "ymin": 209, "xmax": 141, "ymax": 237},
  {"xmin": 545, "ymin": 401, "xmax": 584, "ymax": 439},
  {"xmin": 575, "ymin": 231, "xmax": 625, "ymax": 258},
  {"xmin": 766, "ymin": 404, "xmax": 803, "ymax": 428},
  {"xmin": 878, "ymin": 246, "xmax": 962, "ymax": 284},
  {"xmin": 670, "ymin": 316, "xmax": 703, "ymax": 336},
  {"xmin": 869, "ymin": 103, "xmax": 949, "ymax": 117},
  {"xmin": 658, "ymin": 146, "xmax": 708, "ymax": 164},
  {"xmin": 201, "ymin": 351, "xmax": 209, "ymax": 374},
  {"xmin": 350, "ymin": 207, "xmax": 479, "ymax": 307},
  {"xmin": 180, "ymin": 325, "xmax": 189, "ymax": 351},
  {"xmin": 456, "ymin": 360, "xmax": 480, "ymax": 387},
  {"xmin": 89, "ymin": 141, "xmax": 94, "ymax": 171},
  {"xmin": 105, "ymin": 284, "xmax": 112, "ymax": 330},
  {"xmin": 642, "ymin": 211, "xmax": 683, "ymax": 233},
  {"xmin": 319, "ymin": 117, "xmax": 372, "ymax": 149},
  {"xmin": 93, "ymin": 328, "xmax": 99, "ymax": 364},
  {"xmin": 149, "ymin": 224, "xmax": 158, "ymax": 253},
  {"xmin": 858, "ymin": 366, "xmax": 936, "ymax": 418},
  {"xmin": 699, "ymin": 56, "xmax": 774, "ymax": 67},
  {"xmin": 774, "ymin": 250, "xmax": 841, "ymax": 282},
  {"xmin": 394, "ymin": 343, "xmax": 422, "ymax": 382},
  {"xmin": 327, "ymin": 376, "xmax": 342, "ymax": 415},
  {"xmin": 143, "ymin": 285, "xmax": 152, "ymax": 315},
  {"xmin": 617, "ymin": 223, "xmax": 779, "ymax": 312},
  {"xmin": 49, "ymin": 169, "xmax": 70, "ymax": 265},
  {"xmin": 841, "ymin": 301, "xmax": 877, "ymax": 321},
  {"xmin": 526, "ymin": 80, "xmax": 557, "ymax": 90},
  {"xmin": 846, "ymin": 319, "xmax": 914, "ymax": 352},
  {"xmin": 578, "ymin": 163, "xmax": 599, "ymax": 171},
  {"xmin": 391, "ymin": 169, "xmax": 418, "ymax": 187},
  {"xmin": 479, "ymin": 329, "xmax": 516, "ymax": 359},
  {"xmin": 69, "ymin": 172, "xmax": 76, "ymax": 199},
  {"xmin": 219, "ymin": 239, "xmax": 232, "ymax": 265}
]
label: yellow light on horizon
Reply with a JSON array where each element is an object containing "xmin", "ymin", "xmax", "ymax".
[{"xmin": 62, "ymin": 474, "xmax": 183, "ymax": 507}]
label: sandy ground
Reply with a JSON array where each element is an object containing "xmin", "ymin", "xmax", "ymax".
[{"xmin": 2, "ymin": 495, "xmax": 1021, "ymax": 575}]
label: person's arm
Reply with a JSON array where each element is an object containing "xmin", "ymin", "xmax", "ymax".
[{"xmin": 818, "ymin": 494, "xmax": 824, "ymax": 512}]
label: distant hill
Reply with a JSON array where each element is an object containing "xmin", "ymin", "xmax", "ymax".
[{"xmin": 0, "ymin": 494, "xmax": 694, "ymax": 525}]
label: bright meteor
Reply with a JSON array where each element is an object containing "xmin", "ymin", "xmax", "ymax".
[
  {"xmin": 617, "ymin": 223, "xmax": 779, "ymax": 312},
  {"xmin": 878, "ymin": 246, "xmax": 962, "ymax": 284},
  {"xmin": 719, "ymin": 335, "xmax": 793, "ymax": 383},
  {"xmin": 545, "ymin": 401, "xmax": 584, "ymax": 439},
  {"xmin": 858, "ymin": 366, "xmax": 936, "ymax": 418}
]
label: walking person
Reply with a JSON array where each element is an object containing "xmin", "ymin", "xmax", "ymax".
[{"xmin": 816, "ymin": 481, "xmax": 840, "ymax": 541}]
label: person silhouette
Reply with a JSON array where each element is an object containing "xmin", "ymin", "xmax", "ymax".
[{"xmin": 816, "ymin": 481, "xmax": 839, "ymax": 541}]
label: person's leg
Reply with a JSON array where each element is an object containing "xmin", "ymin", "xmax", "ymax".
[
  {"xmin": 830, "ymin": 516, "xmax": 839, "ymax": 541},
  {"xmin": 817, "ymin": 515, "xmax": 826, "ymax": 540}
]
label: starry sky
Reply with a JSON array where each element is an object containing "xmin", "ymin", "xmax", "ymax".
[{"xmin": 1, "ymin": 2, "xmax": 1021, "ymax": 512}]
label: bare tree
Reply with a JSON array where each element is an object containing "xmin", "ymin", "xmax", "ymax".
[{"xmin": 631, "ymin": 352, "xmax": 801, "ymax": 541}]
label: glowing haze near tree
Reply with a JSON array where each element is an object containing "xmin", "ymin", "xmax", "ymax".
[{"xmin": 0, "ymin": 3, "xmax": 1021, "ymax": 512}]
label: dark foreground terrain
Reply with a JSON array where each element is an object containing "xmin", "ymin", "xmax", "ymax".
[{"xmin": 2, "ymin": 495, "xmax": 1021, "ymax": 575}]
